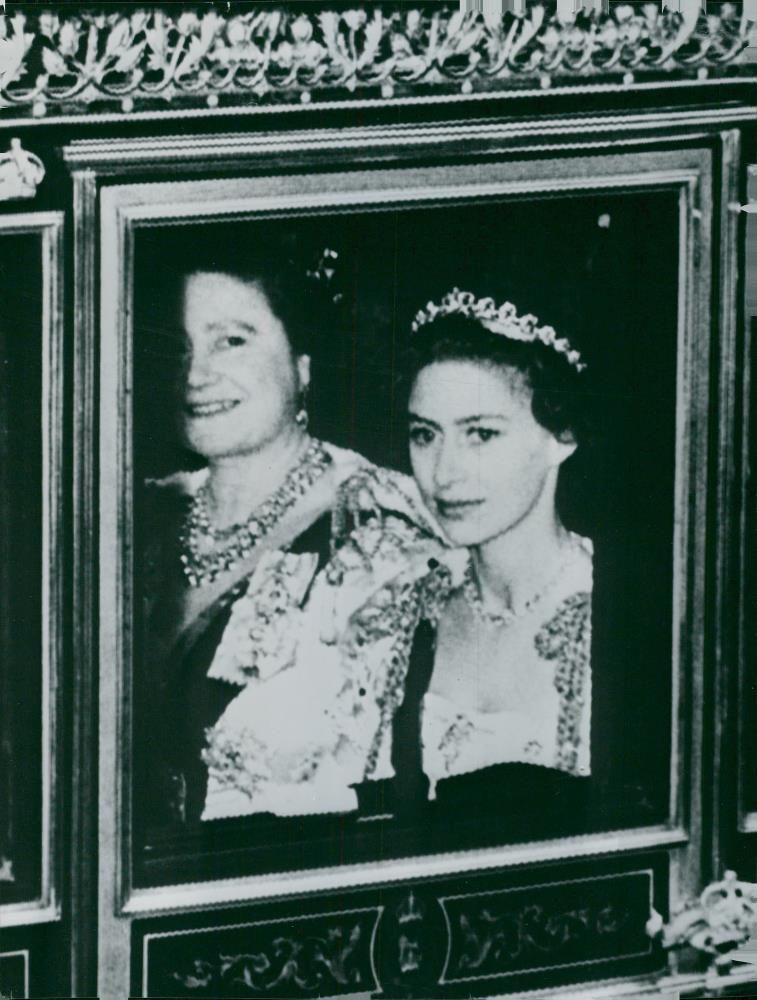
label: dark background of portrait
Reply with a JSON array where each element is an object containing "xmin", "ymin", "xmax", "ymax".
[
  {"xmin": 132, "ymin": 190, "xmax": 678, "ymax": 884},
  {"xmin": 0, "ymin": 232, "xmax": 44, "ymax": 904}
]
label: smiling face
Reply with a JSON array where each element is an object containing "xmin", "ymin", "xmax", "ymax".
[
  {"xmin": 179, "ymin": 271, "xmax": 309, "ymax": 460},
  {"xmin": 408, "ymin": 360, "xmax": 574, "ymax": 547}
]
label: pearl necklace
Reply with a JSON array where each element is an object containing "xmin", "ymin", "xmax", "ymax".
[
  {"xmin": 461, "ymin": 534, "xmax": 582, "ymax": 628},
  {"xmin": 179, "ymin": 439, "xmax": 332, "ymax": 587}
]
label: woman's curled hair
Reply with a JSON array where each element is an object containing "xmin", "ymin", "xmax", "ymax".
[{"xmin": 403, "ymin": 313, "xmax": 589, "ymax": 446}]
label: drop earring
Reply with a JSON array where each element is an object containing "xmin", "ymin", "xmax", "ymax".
[{"xmin": 295, "ymin": 385, "xmax": 309, "ymax": 431}]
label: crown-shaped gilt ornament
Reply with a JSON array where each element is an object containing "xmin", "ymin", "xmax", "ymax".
[{"xmin": 411, "ymin": 288, "xmax": 587, "ymax": 372}]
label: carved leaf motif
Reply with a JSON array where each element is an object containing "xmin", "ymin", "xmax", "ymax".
[
  {"xmin": 176, "ymin": 36, "xmax": 209, "ymax": 77},
  {"xmin": 38, "ymin": 13, "xmax": 59, "ymax": 39},
  {"xmin": 406, "ymin": 10, "xmax": 422, "ymax": 37},
  {"xmin": 317, "ymin": 11, "xmax": 340, "ymax": 57},
  {"xmin": 447, "ymin": 22, "xmax": 485, "ymax": 55},
  {"xmin": 358, "ymin": 13, "xmax": 384, "ymax": 69},
  {"xmin": 390, "ymin": 32, "xmax": 413, "ymax": 57},
  {"xmin": 0, "ymin": 33, "xmax": 29, "ymax": 85},
  {"xmin": 113, "ymin": 40, "xmax": 146, "ymax": 74},
  {"xmin": 130, "ymin": 11, "xmax": 151, "ymax": 36},
  {"xmin": 176, "ymin": 12, "xmax": 200, "ymax": 37},
  {"xmin": 104, "ymin": 18, "xmax": 132, "ymax": 58},
  {"xmin": 200, "ymin": 12, "xmax": 224, "ymax": 49},
  {"xmin": 265, "ymin": 11, "xmax": 283, "ymax": 40},
  {"xmin": 41, "ymin": 45, "xmax": 69, "ymax": 77},
  {"xmin": 145, "ymin": 25, "xmax": 167, "ymax": 70},
  {"xmin": 511, "ymin": 5, "xmax": 546, "ymax": 61},
  {"xmin": 445, "ymin": 9, "xmax": 467, "ymax": 40},
  {"xmin": 0, "ymin": 4, "xmax": 753, "ymax": 112},
  {"xmin": 58, "ymin": 22, "xmax": 80, "ymax": 58},
  {"xmin": 343, "ymin": 10, "xmax": 368, "ymax": 34}
]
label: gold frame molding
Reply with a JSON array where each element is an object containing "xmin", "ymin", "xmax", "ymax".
[
  {"xmin": 58, "ymin": 112, "xmax": 745, "ymax": 998},
  {"xmin": 97, "ymin": 147, "xmax": 710, "ymax": 913},
  {"xmin": 0, "ymin": 211, "xmax": 64, "ymax": 929}
]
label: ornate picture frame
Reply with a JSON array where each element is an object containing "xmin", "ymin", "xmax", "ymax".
[{"xmin": 92, "ymin": 142, "xmax": 717, "ymax": 923}]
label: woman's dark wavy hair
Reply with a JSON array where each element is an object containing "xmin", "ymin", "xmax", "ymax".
[
  {"xmin": 402, "ymin": 313, "xmax": 589, "ymax": 445},
  {"xmin": 165, "ymin": 226, "xmax": 340, "ymax": 358}
]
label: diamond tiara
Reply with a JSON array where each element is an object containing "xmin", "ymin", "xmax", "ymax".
[{"xmin": 410, "ymin": 288, "xmax": 587, "ymax": 372}]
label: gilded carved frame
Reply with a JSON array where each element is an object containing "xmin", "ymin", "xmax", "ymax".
[
  {"xmin": 92, "ymin": 144, "xmax": 714, "ymax": 925},
  {"xmin": 0, "ymin": 211, "xmax": 64, "ymax": 928},
  {"xmin": 2, "ymin": 3, "xmax": 756, "ymax": 124},
  {"xmin": 53, "ymin": 89, "xmax": 747, "ymax": 992}
]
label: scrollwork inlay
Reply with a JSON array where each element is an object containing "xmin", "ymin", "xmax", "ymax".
[
  {"xmin": 0, "ymin": 3, "xmax": 754, "ymax": 119},
  {"xmin": 454, "ymin": 901, "xmax": 632, "ymax": 973},
  {"xmin": 167, "ymin": 918, "xmax": 373, "ymax": 996},
  {"xmin": 441, "ymin": 872, "xmax": 653, "ymax": 983}
]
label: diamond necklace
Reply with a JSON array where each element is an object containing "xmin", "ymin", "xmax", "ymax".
[
  {"xmin": 179, "ymin": 439, "xmax": 332, "ymax": 587},
  {"xmin": 461, "ymin": 534, "xmax": 582, "ymax": 628}
]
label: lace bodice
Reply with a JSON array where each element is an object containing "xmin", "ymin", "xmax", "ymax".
[{"xmin": 418, "ymin": 592, "xmax": 592, "ymax": 797}]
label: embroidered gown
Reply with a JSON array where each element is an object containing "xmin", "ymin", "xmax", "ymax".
[
  {"xmin": 191, "ymin": 466, "xmax": 600, "ymax": 838},
  {"xmin": 136, "ymin": 443, "xmax": 368, "ymax": 831},
  {"xmin": 138, "ymin": 462, "xmax": 660, "ymax": 843},
  {"xmin": 324, "ymin": 468, "xmax": 662, "ymax": 836},
  {"xmin": 319, "ymin": 486, "xmax": 596, "ymax": 837}
]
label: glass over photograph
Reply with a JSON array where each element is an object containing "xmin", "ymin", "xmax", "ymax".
[{"xmin": 131, "ymin": 192, "xmax": 677, "ymax": 886}]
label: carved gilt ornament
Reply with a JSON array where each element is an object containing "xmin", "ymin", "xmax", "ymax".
[
  {"xmin": 0, "ymin": 139, "xmax": 44, "ymax": 201},
  {"xmin": 647, "ymin": 870, "xmax": 757, "ymax": 978},
  {"xmin": 0, "ymin": 3, "xmax": 755, "ymax": 119}
]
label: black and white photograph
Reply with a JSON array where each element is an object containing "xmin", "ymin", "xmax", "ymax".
[
  {"xmin": 130, "ymin": 192, "xmax": 677, "ymax": 885},
  {"xmin": 1, "ymin": 2, "xmax": 756, "ymax": 998}
]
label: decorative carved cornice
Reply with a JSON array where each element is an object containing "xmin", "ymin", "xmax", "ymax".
[{"xmin": 0, "ymin": 3, "xmax": 755, "ymax": 120}]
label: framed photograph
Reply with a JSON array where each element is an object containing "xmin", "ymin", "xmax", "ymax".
[
  {"xmin": 99, "ymin": 148, "xmax": 712, "ymax": 911},
  {"xmin": 0, "ymin": 212, "xmax": 63, "ymax": 919}
]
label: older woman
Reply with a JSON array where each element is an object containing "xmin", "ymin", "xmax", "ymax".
[{"xmin": 138, "ymin": 235, "xmax": 372, "ymax": 828}]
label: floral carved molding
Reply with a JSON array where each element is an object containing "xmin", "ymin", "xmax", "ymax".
[
  {"xmin": 647, "ymin": 870, "xmax": 757, "ymax": 980},
  {"xmin": 0, "ymin": 138, "xmax": 44, "ymax": 200},
  {"xmin": 0, "ymin": 2, "xmax": 755, "ymax": 119}
]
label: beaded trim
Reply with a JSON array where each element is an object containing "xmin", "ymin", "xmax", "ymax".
[
  {"xmin": 411, "ymin": 288, "xmax": 587, "ymax": 372},
  {"xmin": 179, "ymin": 439, "xmax": 332, "ymax": 587},
  {"xmin": 534, "ymin": 591, "xmax": 592, "ymax": 775},
  {"xmin": 461, "ymin": 535, "xmax": 583, "ymax": 628}
]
